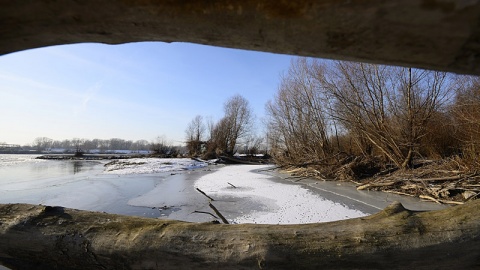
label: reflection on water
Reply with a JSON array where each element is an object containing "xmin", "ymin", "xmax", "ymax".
[
  {"xmin": 0, "ymin": 155, "xmax": 211, "ymax": 221},
  {"xmin": 72, "ymin": 161, "xmax": 83, "ymax": 174},
  {"xmin": 22, "ymin": 160, "xmax": 99, "ymax": 180},
  {"xmin": 0, "ymin": 155, "xmax": 169, "ymax": 219}
]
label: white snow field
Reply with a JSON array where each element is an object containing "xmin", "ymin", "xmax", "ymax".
[{"xmin": 194, "ymin": 165, "xmax": 367, "ymax": 224}]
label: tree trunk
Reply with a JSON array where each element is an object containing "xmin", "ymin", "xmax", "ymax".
[
  {"xmin": 401, "ymin": 148, "xmax": 414, "ymax": 170},
  {"xmin": 1, "ymin": 202, "xmax": 479, "ymax": 269}
]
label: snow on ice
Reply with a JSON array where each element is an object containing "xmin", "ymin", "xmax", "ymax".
[
  {"xmin": 103, "ymin": 158, "xmax": 208, "ymax": 174},
  {"xmin": 195, "ymin": 165, "xmax": 367, "ymax": 224}
]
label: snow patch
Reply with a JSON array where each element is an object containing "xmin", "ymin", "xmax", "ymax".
[
  {"xmin": 103, "ymin": 158, "xmax": 207, "ymax": 174},
  {"xmin": 195, "ymin": 165, "xmax": 367, "ymax": 224}
]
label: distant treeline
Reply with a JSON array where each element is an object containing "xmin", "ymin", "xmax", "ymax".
[{"xmin": 15, "ymin": 137, "xmax": 184, "ymax": 156}]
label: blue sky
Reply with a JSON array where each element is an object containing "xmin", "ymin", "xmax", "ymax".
[{"xmin": 0, "ymin": 42, "xmax": 294, "ymax": 145}]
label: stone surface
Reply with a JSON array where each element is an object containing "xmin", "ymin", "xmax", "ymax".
[{"xmin": 1, "ymin": 1, "xmax": 480, "ymax": 74}]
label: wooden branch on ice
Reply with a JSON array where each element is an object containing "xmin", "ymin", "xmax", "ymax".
[
  {"xmin": 196, "ymin": 187, "xmax": 229, "ymax": 224},
  {"xmin": 192, "ymin": 211, "xmax": 219, "ymax": 220},
  {"xmin": 227, "ymin": 182, "xmax": 237, "ymax": 188},
  {"xmin": 196, "ymin": 188, "xmax": 215, "ymax": 201},
  {"xmin": 209, "ymin": 202, "xmax": 229, "ymax": 224},
  {"xmin": 1, "ymin": 202, "xmax": 480, "ymax": 269}
]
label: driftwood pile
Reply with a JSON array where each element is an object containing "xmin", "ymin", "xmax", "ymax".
[{"xmin": 281, "ymin": 157, "xmax": 480, "ymax": 205}]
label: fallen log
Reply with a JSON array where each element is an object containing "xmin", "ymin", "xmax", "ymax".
[{"xmin": 1, "ymin": 202, "xmax": 480, "ymax": 269}]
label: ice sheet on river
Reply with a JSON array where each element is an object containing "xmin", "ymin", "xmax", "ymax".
[
  {"xmin": 194, "ymin": 165, "xmax": 367, "ymax": 224},
  {"xmin": 0, "ymin": 155, "xmax": 367, "ymax": 224}
]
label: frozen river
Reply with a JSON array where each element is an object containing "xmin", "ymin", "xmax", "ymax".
[
  {"xmin": 0, "ymin": 155, "xmax": 210, "ymax": 219},
  {"xmin": 0, "ymin": 154, "xmax": 446, "ymax": 225}
]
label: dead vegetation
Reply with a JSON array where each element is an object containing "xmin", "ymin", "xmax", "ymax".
[
  {"xmin": 267, "ymin": 59, "xmax": 480, "ymax": 205},
  {"xmin": 280, "ymin": 156, "xmax": 480, "ymax": 204}
]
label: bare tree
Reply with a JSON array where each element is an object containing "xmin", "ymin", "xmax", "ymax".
[
  {"xmin": 266, "ymin": 58, "xmax": 334, "ymax": 165},
  {"xmin": 223, "ymin": 94, "xmax": 254, "ymax": 155},
  {"xmin": 321, "ymin": 62, "xmax": 452, "ymax": 169},
  {"xmin": 209, "ymin": 117, "xmax": 231, "ymax": 156},
  {"xmin": 452, "ymin": 76, "xmax": 480, "ymax": 163},
  {"xmin": 130, "ymin": 139, "xmax": 150, "ymax": 152},
  {"xmin": 209, "ymin": 95, "xmax": 254, "ymax": 156},
  {"xmin": 71, "ymin": 138, "xmax": 85, "ymax": 156},
  {"xmin": 267, "ymin": 58, "xmax": 455, "ymax": 170},
  {"xmin": 150, "ymin": 135, "xmax": 178, "ymax": 157},
  {"xmin": 33, "ymin": 137, "xmax": 53, "ymax": 152},
  {"xmin": 185, "ymin": 115, "xmax": 206, "ymax": 157}
]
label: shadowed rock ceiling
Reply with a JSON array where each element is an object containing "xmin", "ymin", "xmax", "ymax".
[{"xmin": 1, "ymin": 1, "xmax": 480, "ymax": 74}]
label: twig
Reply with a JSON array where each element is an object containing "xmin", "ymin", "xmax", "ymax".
[
  {"xmin": 196, "ymin": 188, "xmax": 215, "ymax": 201},
  {"xmin": 357, "ymin": 181, "xmax": 397, "ymax": 190},
  {"xmin": 227, "ymin": 182, "xmax": 237, "ymax": 188},
  {"xmin": 374, "ymin": 167, "xmax": 399, "ymax": 177},
  {"xmin": 384, "ymin": 190, "xmax": 415, "ymax": 197},
  {"xmin": 420, "ymin": 195, "xmax": 441, "ymax": 204},
  {"xmin": 350, "ymin": 180, "xmax": 363, "ymax": 185},
  {"xmin": 409, "ymin": 173, "xmax": 477, "ymax": 182},
  {"xmin": 257, "ymin": 166, "xmax": 281, "ymax": 172},
  {"xmin": 209, "ymin": 203, "xmax": 229, "ymax": 224},
  {"xmin": 192, "ymin": 211, "xmax": 219, "ymax": 219},
  {"xmin": 465, "ymin": 192, "xmax": 480, "ymax": 202},
  {"xmin": 440, "ymin": 200, "xmax": 464, "ymax": 205}
]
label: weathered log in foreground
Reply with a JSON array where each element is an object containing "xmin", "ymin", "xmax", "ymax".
[{"xmin": 1, "ymin": 202, "xmax": 479, "ymax": 269}]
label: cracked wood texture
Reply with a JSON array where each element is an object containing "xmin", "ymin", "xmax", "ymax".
[
  {"xmin": 0, "ymin": 202, "xmax": 479, "ymax": 269},
  {"xmin": 1, "ymin": 1, "xmax": 480, "ymax": 75}
]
